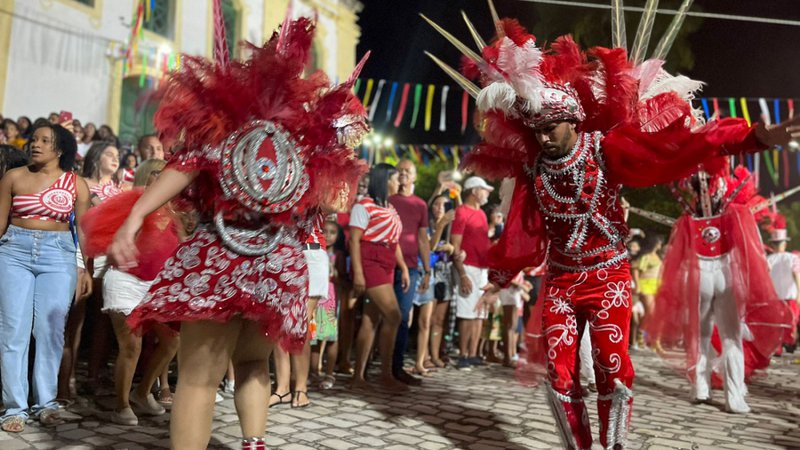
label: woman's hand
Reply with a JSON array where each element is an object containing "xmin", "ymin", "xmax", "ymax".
[
  {"xmin": 108, "ymin": 214, "xmax": 143, "ymax": 269},
  {"xmin": 436, "ymin": 210, "xmax": 456, "ymax": 229},
  {"xmin": 76, "ymin": 268, "xmax": 93, "ymax": 300},
  {"xmin": 474, "ymin": 283, "xmax": 499, "ymax": 315},
  {"xmin": 436, "ymin": 243, "xmax": 455, "ymax": 254},
  {"xmin": 353, "ymin": 271, "xmax": 366, "ymax": 297},
  {"xmin": 401, "ymin": 266, "xmax": 411, "ymax": 293}
]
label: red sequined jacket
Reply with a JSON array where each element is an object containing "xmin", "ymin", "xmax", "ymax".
[{"xmin": 487, "ymin": 119, "xmax": 764, "ymax": 286}]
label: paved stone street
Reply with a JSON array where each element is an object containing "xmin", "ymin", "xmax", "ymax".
[{"xmin": 2, "ymin": 349, "xmax": 799, "ymax": 450}]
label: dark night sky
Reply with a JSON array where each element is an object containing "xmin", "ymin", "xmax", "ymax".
[{"xmin": 356, "ymin": 0, "xmax": 800, "ymax": 146}]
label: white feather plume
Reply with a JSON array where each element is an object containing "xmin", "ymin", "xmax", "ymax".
[
  {"xmin": 641, "ymin": 68, "xmax": 704, "ymax": 101},
  {"xmin": 477, "ymin": 82, "xmax": 519, "ymax": 115},
  {"xmin": 499, "ymin": 178, "xmax": 515, "ymax": 217},
  {"xmin": 496, "ymin": 37, "xmax": 545, "ymax": 112}
]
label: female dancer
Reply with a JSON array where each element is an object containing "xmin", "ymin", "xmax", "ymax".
[{"xmin": 105, "ymin": 16, "xmax": 367, "ymax": 449}]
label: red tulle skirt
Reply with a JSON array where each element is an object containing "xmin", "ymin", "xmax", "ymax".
[{"xmin": 126, "ymin": 226, "xmax": 309, "ymax": 352}]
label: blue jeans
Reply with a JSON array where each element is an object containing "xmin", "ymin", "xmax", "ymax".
[
  {"xmin": 392, "ymin": 267, "xmax": 421, "ymax": 373},
  {"xmin": 0, "ymin": 225, "xmax": 77, "ymax": 419}
]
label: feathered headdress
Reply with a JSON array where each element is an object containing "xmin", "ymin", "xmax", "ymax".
[
  {"xmin": 422, "ymin": 0, "xmax": 703, "ymax": 179},
  {"xmin": 154, "ymin": 6, "xmax": 368, "ymax": 223}
]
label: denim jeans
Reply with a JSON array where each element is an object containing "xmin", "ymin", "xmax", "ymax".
[
  {"xmin": 392, "ymin": 267, "xmax": 421, "ymax": 373},
  {"xmin": 0, "ymin": 225, "xmax": 77, "ymax": 419}
]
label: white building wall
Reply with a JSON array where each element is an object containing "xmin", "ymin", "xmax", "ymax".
[
  {"xmin": 1, "ymin": 0, "xmax": 354, "ymax": 125},
  {"xmin": 3, "ymin": 1, "xmax": 131, "ymax": 124}
]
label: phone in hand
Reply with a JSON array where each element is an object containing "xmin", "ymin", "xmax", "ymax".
[
  {"xmin": 444, "ymin": 200, "xmax": 454, "ymax": 213},
  {"xmin": 59, "ymin": 111, "xmax": 73, "ymax": 123}
]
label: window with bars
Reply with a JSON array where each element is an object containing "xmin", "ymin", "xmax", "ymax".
[
  {"xmin": 143, "ymin": 0, "xmax": 175, "ymax": 40},
  {"xmin": 221, "ymin": 0, "xmax": 241, "ymax": 57}
]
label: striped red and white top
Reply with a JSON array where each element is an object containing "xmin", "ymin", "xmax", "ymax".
[
  {"xmin": 121, "ymin": 168, "xmax": 135, "ymax": 184},
  {"xmin": 11, "ymin": 171, "xmax": 77, "ymax": 223},
  {"xmin": 349, "ymin": 196, "xmax": 402, "ymax": 244},
  {"xmin": 305, "ymin": 211, "xmax": 327, "ymax": 248},
  {"xmin": 89, "ymin": 181, "xmax": 122, "ymax": 203}
]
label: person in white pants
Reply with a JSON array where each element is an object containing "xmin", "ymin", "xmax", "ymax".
[
  {"xmin": 579, "ymin": 322, "xmax": 596, "ymax": 392},
  {"xmin": 695, "ymin": 254, "xmax": 749, "ymax": 413}
]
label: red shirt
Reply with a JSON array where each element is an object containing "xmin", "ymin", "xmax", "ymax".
[
  {"xmin": 451, "ymin": 205, "xmax": 490, "ymax": 268},
  {"xmin": 388, "ymin": 194, "xmax": 428, "ymax": 269}
]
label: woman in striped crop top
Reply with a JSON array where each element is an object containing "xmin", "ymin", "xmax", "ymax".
[
  {"xmin": 349, "ymin": 163, "xmax": 410, "ymax": 392},
  {"xmin": 0, "ymin": 123, "xmax": 92, "ymax": 432}
]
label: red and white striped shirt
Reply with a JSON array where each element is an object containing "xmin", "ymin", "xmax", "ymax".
[
  {"xmin": 349, "ymin": 196, "xmax": 402, "ymax": 244},
  {"xmin": 11, "ymin": 171, "xmax": 77, "ymax": 223},
  {"xmin": 305, "ymin": 212, "xmax": 327, "ymax": 248},
  {"xmin": 89, "ymin": 181, "xmax": 122, "ymax": 203}
]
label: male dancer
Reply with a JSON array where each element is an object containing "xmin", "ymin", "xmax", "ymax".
[{"xmin": 423, "ymin": 4, "xmax": 800, "ymax": 448}]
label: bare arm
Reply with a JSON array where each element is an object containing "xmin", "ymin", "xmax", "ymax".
[
  {"xmin": 452, "ymin": 233, "xmax": 472, "ymax": 296},
  {"xmin": 73, "ymin": 176, "xmax": 92, "ymax": 268},
  {"xmin": 73, "ymin": 176, "xmax": 94, "ymax": 297},
  {"xmin": 108, "ymin": 168, "xmax": 198, "ymax": 268},
  {"xmin": 794, "ymin": 272, "xmax": 800, "ymax": 304},
  {"xmin": 349, "ymin": 228, "xmax": 365, "ymax": 295},
  {"xmin": 395, "ymin": 243, "xmax": 410, "ymax": 292},
  {"xmin": 0, "ymin": 169, "xmax": 16, "ymax": 236},
  {"xmin": 417, "ymin": 226, "xmax": 431, "ymax": 291}
]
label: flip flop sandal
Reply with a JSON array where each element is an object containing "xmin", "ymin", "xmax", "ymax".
[
  {"xmin": 158, "ymin": 388, "xmax": 174, "ymax": 406},
  {"xmin": 291, "ymin": 391, "xmax": 310, "ymax": 408},
  {"xmin": 1, "ymin": 415, "xmax": 25, "ymax": 433},
  {"xmin": 268, "ymin": 391, "xmax": 291, "ymax": 408},
  {"xmin": 39, "ymin": 409, "xmax": 63, "ymax": 427},
  {"xmin": 319, "ymin": 375, "xmax": 336, "ymax": 390}
]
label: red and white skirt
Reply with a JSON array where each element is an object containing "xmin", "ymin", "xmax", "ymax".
[{"xmin": 127, "ymin": 225, "xmax": 309, "ymax": 351}]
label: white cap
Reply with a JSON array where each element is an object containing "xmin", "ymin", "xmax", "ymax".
[
  {"xmin": 769, "ymin": 229, "xmax": 790, "ymax": 242},
  {"xmin": 463, "ymin": 176, "xmax": 494, "ymax": 192}
]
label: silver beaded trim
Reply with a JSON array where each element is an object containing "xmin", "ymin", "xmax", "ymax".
[
  {"xmin": 548, "ymin": 250, "xmax": 629, "ymax": 273},
  {"xmin": 600, "ymin": 379, "xmax": 633, "ymax": 450},
  {"xmin": 214, "ymin": 211, "xmax": 287, "ymax": 256},
  {"xmin": 219, "ymin": 120, "xmax": 309, "ymax": 214},
  {"xmin": 530, "ymin": 131, "xmax": 627, "ymax": 271}
]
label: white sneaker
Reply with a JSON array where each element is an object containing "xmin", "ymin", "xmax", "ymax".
[
  {"xmin": 130, "ymin": 392, "xmax": 166, "ymax": 416},
  {"xmin": 215, "ymin": 391, "xmax": 224, "ymax": 403},
  {"xmin": 110, "ymin": 406, "xmax": 138, "ymax": 426}
]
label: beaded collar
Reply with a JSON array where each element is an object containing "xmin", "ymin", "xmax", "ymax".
[{"xmin": 528, "ymin": 131, "xmax": 628, "ymax": 272}]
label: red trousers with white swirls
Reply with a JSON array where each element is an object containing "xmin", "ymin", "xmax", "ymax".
[{"xmin": 543, "ymin": 263, "xmax": 635, "ymax": 450}]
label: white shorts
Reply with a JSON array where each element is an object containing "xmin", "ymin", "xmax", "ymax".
[
  {"xmin": 499, "ymin": 286, "xmax": 522, "ymax": 308},
  {"xmin": 455, "ymin": 265, "xmax": 488, "ymax": 319},
  {"xmin": 93, "ymin": 255, "xmax": 111, "ymax": 279},
  {"xmin": 102, "ymin": 268, "xmax": 153, "ymax": 316},
  {"xmin": 304, "ymin": 248, "xmax": 330, "ymax": 299}
]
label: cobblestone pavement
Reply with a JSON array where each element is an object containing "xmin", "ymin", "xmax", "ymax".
[{"xmin": 2, "ymin": 349, "xmax": 799, "ymax": 450}]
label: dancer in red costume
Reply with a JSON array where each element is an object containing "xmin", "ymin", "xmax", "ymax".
[
  {"xmin": 767, "ymin": 215, "xmax": 800, "ymax": 352},
  {"xmin": 104, "ymin": 12, "xmax": 368, "ymax": 450},
  {"xmin": 422, "ymin": 2, "xmax": 800, "ymax": 448},
  {"xmin": 650, "ymin": 164, "xmax": 791, "ymax": 414}
]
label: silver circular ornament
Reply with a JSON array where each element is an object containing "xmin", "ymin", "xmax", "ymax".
[{"xmin": 701, "ymin": 226, "xmax": 721, "ymax": 244}]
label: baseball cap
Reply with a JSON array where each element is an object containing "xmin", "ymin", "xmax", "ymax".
[{"xmin": 463, "ymin": 176, "xmax": 494, "ymax": 192}]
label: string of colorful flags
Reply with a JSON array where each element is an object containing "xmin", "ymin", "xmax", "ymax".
[
  {"xmin": 358, "ymin": 142, "xmax": 475, "ymax": 167},
  {"xmin": 355, "ymin": 77, "xmax": 799, "ymax": 184},
  {"xmin": 699, "ymin": 97, "xmax": 798, "ymax": 189},
  {"xmin": 122, "ymin": 0, "xmax": 181, "ymax": 88},
  {"xmin": 354, "ymin": 79, "xmax": 473, "ymax": 134}
]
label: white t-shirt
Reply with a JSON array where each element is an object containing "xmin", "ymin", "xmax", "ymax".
[{"xmin": 767, "ymin": 252, "xmax": 800, "ymax": 300}]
